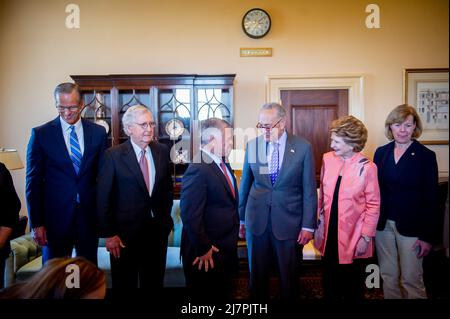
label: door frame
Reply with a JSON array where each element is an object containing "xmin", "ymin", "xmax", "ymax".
[{"xmin": 266, "ymin": 74, "xmax": 365, "ymax": 121}]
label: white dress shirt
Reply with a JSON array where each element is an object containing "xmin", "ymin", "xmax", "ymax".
[
  {"xmin": 267, "ymin": 131, "xmax": 287, "ymax": 170},
  {"xmin": 60, "ymin": 117, "xmax": 85, "ymax": 156},
  {"xmin": 130, "ymin": 139, "xmax": 156, "ymax": 196}
]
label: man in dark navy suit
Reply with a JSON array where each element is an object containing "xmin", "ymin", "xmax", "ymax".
[
  {"xmin": 26, "ymin": 82, "xmax": 108, "ymax": 265},
  {"xmin": 180, "ymin": 118, "xmax": 239, "ymax": 300}
]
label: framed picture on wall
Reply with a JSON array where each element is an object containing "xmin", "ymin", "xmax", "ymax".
[{"xmin": 404, "ymin": 68, "xmax": 449, "ymax": 145}]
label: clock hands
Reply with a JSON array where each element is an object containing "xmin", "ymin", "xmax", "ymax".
[{"xmin": 242, "ymin": 8, "xmax": 270, "ymax": 38}]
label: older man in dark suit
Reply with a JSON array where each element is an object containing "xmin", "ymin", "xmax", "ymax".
[
  {"xmin": 180, "ymin": 118, "xmax": 239, "ymax": 300},
  {"xmin": 97, "ymin": 105, "xmax": 173, "ymax": 292},
  {"xmin": 239, "ymin": 103, "xmax": 317, "ymax": 301},
  {"xmin": 26, "ymin": 82, "xmax": 108, "ymax": 265}
]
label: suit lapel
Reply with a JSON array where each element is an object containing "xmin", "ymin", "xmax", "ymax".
[
  {"xmin": 274, "ymin": 133, "xmax": 295, "ymax": 187},
  {"xmin": 224, "ymin": 161, "xmax": 238, "ymax": 201},
  {"xmin": 121, "ymin": 140, "xmax": 150, "ymax": 196},
  {"xmin": 394, "ymin": 140, "xmax": 419, "ymax": 178},
  {"xmin": 78, "ymin": 119, "xmax": 92, "ymax": 175},
  {"xmin": 203, "ymin": 151, "xmax": 236, "ymax": 200},
  {"xmin": 384, "ymin": 141, "xmax": 400, "ymax": 181},
  {"xmin": 51, "ymin": 117, "xmax": 77, "ymax": 177},
  {"xmin": 149, "ymin": 142, "xmax": 160, "ymax": 197},
  {"xmin": 256, "ymin": 136, "xmax": 272, "ymax": 187}
]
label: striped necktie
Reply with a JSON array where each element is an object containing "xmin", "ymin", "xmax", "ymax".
[
  {"xmin": 69, "ymin": 125, "xmax": 82, "ymax": 175},
  {"xmin": 269, "ymin": 142, "xmax": 279, "ymax": 186},
  {"xmin": 139, "ymin": 149, "xmax": 150, "ymax": 192},
  {"xmin": 220, "ymin": 160, "xmax": 235, "ymax": 198}
]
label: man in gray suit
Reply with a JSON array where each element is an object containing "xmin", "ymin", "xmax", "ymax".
[{"xmin": 239, "ymin": 102, "xmax": 317, "ymax": 301}]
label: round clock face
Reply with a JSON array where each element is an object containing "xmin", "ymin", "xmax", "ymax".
[
  {"xmin": 242, "ymin": 8, "xmax": 271, "ymax": 39},
  {"xmin": 165, "ymin": 118, "xmax": 184, "ymax": 139}
]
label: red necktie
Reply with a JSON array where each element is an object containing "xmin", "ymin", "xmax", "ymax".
[
  {"xmin": 220, "ymin": 161, "xmax": 235, "ymax": 198},
  {"xmin": 139, "ymin": 149, "xmax": 150, "ymax": 192}
]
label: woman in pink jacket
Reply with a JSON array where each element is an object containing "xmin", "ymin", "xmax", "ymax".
[{"xmin": 314, "ymin": 116, "xmax": 380, "ymax": 299}]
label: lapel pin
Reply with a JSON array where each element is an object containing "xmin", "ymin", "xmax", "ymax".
[
  {"xmin": 290, "ymin": 149, "xmax": 295, "ymax": 153},
  {"xmin": 411, "ymin": 152, "xmax": 415, "ymax": 156}
]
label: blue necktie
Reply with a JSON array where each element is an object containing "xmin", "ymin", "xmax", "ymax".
[
  {"xmin": 269, "ymin": 142, "xmax": 279, "ymax": 186},
  {"xmin": 69, "ymin": 126, "xmax": 82, "ymax": 175}
]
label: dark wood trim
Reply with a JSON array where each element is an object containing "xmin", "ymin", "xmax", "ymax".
[
  {"xmin": 71, "ymin": 74, "xmax": 236, "ymax": 87},
  {"xmin": 421, "ymin": 140, "xmax": 449, "ymax": 145},
  {"xmin": 404, "ymin": 68, "xmax": 448, "ymax": 74}
]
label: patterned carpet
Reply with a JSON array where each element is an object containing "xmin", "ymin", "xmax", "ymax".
[
  {"xmin": 231, "ymin": 249, "xmax": 450, "ymax": 300},
  {"xmin": 231, "ymin": 259, "xmax": 384, "ymax": 300}
]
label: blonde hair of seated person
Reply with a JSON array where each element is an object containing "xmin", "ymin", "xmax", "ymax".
[{"xmin": 0, "ymin": 257, "xmax": 106, "ymax": 299}]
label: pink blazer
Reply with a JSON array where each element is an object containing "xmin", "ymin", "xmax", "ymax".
[{"xmin": 313, "ymin": 152, "xmax": 380, "ymax": 264}]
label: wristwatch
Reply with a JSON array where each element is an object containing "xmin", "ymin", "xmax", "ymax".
[{"xmin": 362, "ymin": 235, "xmax": 371, "ymax": 243}]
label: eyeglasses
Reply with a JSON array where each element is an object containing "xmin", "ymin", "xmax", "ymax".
[
  {"xmin": 56, "ymin": 105, "xmax": 80, "ymax": 112},
  {"xmin": 256, "ymin": 118, "xmax": 282, "ymax": 130},
  {"xmin": 134, "ymin": 122, "xmax": 156, "ymax": 129}
]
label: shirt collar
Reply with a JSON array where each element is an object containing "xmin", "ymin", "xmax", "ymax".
[
  {"xmin": 60, "ymin": 116, "xmax": 82, "ymax": 132},
  {"xmin": 270, "ymin": 130, "xmax": 287, "ymax": 146},
  {"xmin": 200, "ymin": 148, "xmax": 222, "ymax": 165},
  {"xmin": 130, "ymin": 139, "xmax": 150, "ymax": 157}
]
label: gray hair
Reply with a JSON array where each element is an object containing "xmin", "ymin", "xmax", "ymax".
[
  {"xmin": 53, "ymin": 82, "xmax": 81, "ymax": 104},
  {"xmin": 260, "ymin": 102, "xmax": 286, "ymax": 119},
  {"xmin": 122, "ymin": 105, "xmax": 153, "ymax": 136},
  {"xmin": 200, "ymin": 118, "xmax": 231, "ymax": 145}
]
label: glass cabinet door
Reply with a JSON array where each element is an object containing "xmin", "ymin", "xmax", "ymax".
[
  {"xmin": 157, "ymin": 87, "xmax": 193, "ymax": 195},
  {"xmin": 81, "ymin": 90, "xmax": 113, "ymax": 147},
  {"xmin": 118, "ymin": 89, "xmax": 151, "ymax": 144},
  {"xmin": 196, "ymin": 87, "xmax": 232, "ymax": 122}
]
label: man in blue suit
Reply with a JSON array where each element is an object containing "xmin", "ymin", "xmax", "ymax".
[
  {"xmin": 239, "ymin": 103, "xmax": 317, "ymax": 301},
  {"xmin": 26, "ymin": 82, "xmax": 108, "ymax": 265}
]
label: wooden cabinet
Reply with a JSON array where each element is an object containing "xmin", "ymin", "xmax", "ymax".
[{"xmin": 71, "ymin": 74, "xmax": 235, "ymax": 197}]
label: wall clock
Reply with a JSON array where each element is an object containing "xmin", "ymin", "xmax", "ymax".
[
  {"xmin": 165, "ymin": 118, "xmax": 184, "ymax": 139},
  {"xmin": 242, "ymin": 8, "xmax": 271, "ymax": 39}
]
